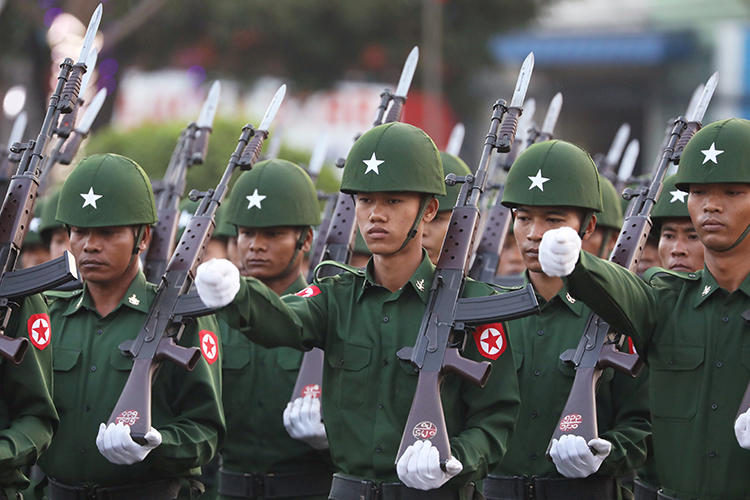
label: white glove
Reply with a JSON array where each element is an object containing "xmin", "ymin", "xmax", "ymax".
[
  {"xmin": 195, "ymin": 258, "xmax": 240, "ymax": 308},
  {"xmin": 396, "ymin": 439, "xmax": 462, "ymax": 491},
  {"xmin": 96, "ymin": 422, "xmax": 162, "ymax": 465},
  {"xmin": 283, "ymin": 395, "xmax": 329, "ymax": 450},
  {"xmin": 539, "ymin": 226, "xmax": 582, "ymax": 277},
  {"xmin": 734, "ymin": 408, "xmax": 750, "ymax": 449},
  {"xmin": 549, "ymin": 434, "xmax": 611, "ymax": 478}
]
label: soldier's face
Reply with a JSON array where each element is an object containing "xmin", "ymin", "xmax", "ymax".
[
  {"xmin": 688, "ymin": 183, "xmax": 750, "ymax": 252},
  {"xmin": 49, "ymin": 228, "xmax": 70, "ymax": 260},
  {"xmin": 497, "ymin": 234, "xmax": 525, "ymax": 276},
  {"xmin": 422, "ymin": 211, "xmax": 451, "ymax": 264},
  {"xmin": 69, "ymin": 226, "xmax": 140, "ymax": 284},
  {"xmin": 658, "ymin": 218, "xmax": 704, "ymax": 273},
  {"xmin": 513, "ymin": 206, "xmax": 587, "ymax": 273},
  {"xmin": 237, "ymin": 226, "xmax": 307, "ymax": 281},
  {"xmin": 355, "ymin": 192, "xmax": 435, "ymax": 256},
  {"xmin": 581, "ymin": 228, "xmax": 617, "ymax": 258}
]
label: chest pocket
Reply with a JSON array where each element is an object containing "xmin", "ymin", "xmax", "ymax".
[
  {"xmin": 109, "ymin": 349, "xmax": 134, "ymax": 371},
  {"xmin": 650, "ymin": 344, "xmax": 704, "ymax": 421},
  {"xmin": 326, "ymin": 342, "xmax": 372, "ymax": 409},
  {"xmin": 53, "ymin": 348, "xmax": 81, "ymax": 410},
  {"xmin": 277, "ymin": 348, "xmax": 304, "ymax": 371}
]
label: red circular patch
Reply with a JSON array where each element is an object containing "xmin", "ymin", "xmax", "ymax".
[
  {"xmin": 295, "ymin": 285, "xmax": 321, "ymax": 298},
  {"xmin": 115, "ymin": 410, "xmax": 140, "ymax": 426},
  {"xmin": 559, "ymin": 414, "xmax": 583, "ymax": 431},
  {"xmin": 473, "ymin": 323, "xmax": 506, "ymax": 360},
  {"xmin": 302, "ymin": 383, "xmax": 321, "ymax": 398},
  {"xmin": 27, "ymin": 313, "xmax": 51, "ymax": 350},
  {"xmin": 412, "ymin": 421, "xmax": 438, "ymax": 440},
  {"xmin": 199, "ymin": 330, "xmax": 219, "ymax": 365}
]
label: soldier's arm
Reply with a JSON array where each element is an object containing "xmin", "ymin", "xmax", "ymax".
[
  {"xmin": 565, "ymin": 251, "xmax": 658, "ymax": 351},
  {"xmin": 448, "ymin": 282, "xmax": 521, "ymax": 485},
  {"xmin": 597, "ymin": 368, "xmax": 651, "ymax": 476},
  {"xmin": 146, "ymin": 314, "xmax": 225, "ymax": 472},
  {"xmin": 217, "ymin": 275, "xmax": 327, "ymax": 351},
  {"xmin": 0, "ymin": 294, "xmax": 58, "ymax": 469}
]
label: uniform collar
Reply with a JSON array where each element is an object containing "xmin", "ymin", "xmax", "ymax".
[
  {"xmin": 283, "ymin": 274, "xmax": 308, "ymax": 295},
  {"xmin": 693, "ymin": 267, "xmax": 750, "ymax": 308},
  {"xmin": 524, "ymin": 271, "xmax": 584, "ymax": 316},
  {"xmin": 63, "ymin": 271, "xmax": 152, "ymax": 317},
  {"xmin": 358, "ymin": 250, "xmax": 434, "ymax": 304}
]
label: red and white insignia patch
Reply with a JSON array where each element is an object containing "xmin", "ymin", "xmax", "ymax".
[
  {"xmin": 27, "ymin": 313, "xmax": 51, "ymax": 350},
  {"xmin": 412, "ymin": 421, "xmax": 438, "ymax": 440},
  {"xmin": 115, "ymin": 410, "xmax": 140, "ymax": 426},
  {"xmin": 559, "ymin": 414, "xmax": 583, "ymax": 431},
  {"xmin": 199, "ymin": 330, "xmax": 219, "ymax": 365},
  {"xmin": 302, "ymin": 383, "xmax": 321, "ymax": 399},
  {"xmin": 473, "ymin": 323, "xmax": 506, "ymax": 360},
  {"xmin": 295, "ymin": 285, "xmax": 321, "ymax": 298}
]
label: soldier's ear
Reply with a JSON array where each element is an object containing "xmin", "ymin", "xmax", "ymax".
[
  {"xmin": 422, "ymin": 197, "xmax": 439, "ymax": 223},
  {"xmin": 138, "ymin": 225, "xmax": 152, "ymax": 253},
  {"xmin": 582, "ymin": 214, "xmax": 597, "ymax": 238}
]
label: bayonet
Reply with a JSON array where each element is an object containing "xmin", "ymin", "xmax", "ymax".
[
  {"xmin": 78, "ymin": 48, "xmax": 98, "ymax": 99},
  {"xmin": 537, "ymin": 92, "xmax": 563, "ymax": 142},
  {"xmin": 308, "ymin": 133, "xmax": 328, "ymax": 181},
  {"xmin": 8, "ymin": 111, "xmax": 27, "ymax": 147},
  {"xmin": 685, "ymin": 84, "xmax": 704, "ymax": 123},
  {"xmin": 497, "ymin": 52, "xmax": 534, "ymax": 152},
  {"xmin": 395, "ymin": 46, "xmax": 419, "ymax": 98},
  {"xmin": 259, "ymin": 85, "xmax": 286, "ymax": 131},
  {"xmin": 191, "ymin": 81, "xmax": 221, "ymax": 165},
  {"xmin": 445, "ymin": 123, "xmax": 464, "ymax": 156},
  {"xmin": 77, "ymin": 3, "xmax": 102, "ymax": 64},
  {"xmin": 59, "ymin": 3, "xmax": 103, "ymax": 113},
  {"xmin": 614, "ymin": 139, "xmax": 639, "ymax": 193},
  {"xmin": 76, "ymin": 88, "xmax": 107, "ymax": 135},
  {"xmin": 600, "ymin": 123, "xmax": 630, "ymax": 178},
  {"xmin": 674, "ymin": 72, "xmax": 719, "ymax": 160}
]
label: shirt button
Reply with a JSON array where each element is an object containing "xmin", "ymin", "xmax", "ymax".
[
  {"xmin": 378, "ymin": 403, "xmax": 384, "ymax": 409},
  {"xmin": 536, "ymin": 329, "xmax": 544, "ymax": 336},
  {"xmin": 530, "ymin": 410, "xmax": 538, "ymax": 419},
  {"xmin": 90, "ymin": 365, "xmax": 96, "ymax": 372},
  {"xmin": 716, "ymin": 361, "xmax": 723, "ymax": 368},
  {"xmin": 708, "ymin": 451, "xmax": 717, "ymax": 458},
  {"xmin": 375, "ymin": 447, "xmax": 383, "ymax": 453},
  {"xmin": 96, "ymin": 329, "xmax": 103, "ymax": 335},
  {"xmin": 533, "ymin": 369, "xmax": 541, "ymax": 376},
  {"xmin": 79, "ymin": 448, "xmax": 86, "ymax": 454},
  {"xmin": 722, "ymin": 316, "xmax": 729, "ymax": 323},
  {"xmin": 383, "ymin": 316, "xmax": 389, "ymax": 323},
  {"xmin": 383, "ymin": 359, "xmax": 388, "ymax": 366},
  {"xmin": 711, "ymin": 403, "xmax": 718, "ymax": 410},
  {"xmin": 530, "ymin": 453, "xmax": 538, "ymax": 460}
]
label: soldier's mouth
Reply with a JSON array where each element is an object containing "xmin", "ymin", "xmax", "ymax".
[
  {"xmin": 700, "ymin": 218, "xmax": 725, "ymax": 231},
  {"xmin": 367, "ymin": 227, "xmax": 388, "ymax": 239},
  {"xmin": 79, "ymin": 260, "xmax": 105, "ymax": 268},
  {"xmin": 668, "ymin": 262, "xmax": 692, "ymax": 272}
]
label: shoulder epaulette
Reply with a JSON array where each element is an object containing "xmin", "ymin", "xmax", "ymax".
[
  {"xmin": 312, "ymin": 260, "xmax": 364, "ymax": 284},
  {"xmin": 43, "ymin": 288, "xmax": 82, "ymax": 301},
  {"xmin": 643, "ymin": 266, "xmax": 701, "ymax": 283}
]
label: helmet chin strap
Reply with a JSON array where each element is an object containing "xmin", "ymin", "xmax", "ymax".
[
  {"xmin": 578, "ymin": 212, "xmax": 593, "ymax": 239},
  {"xmin": 387, "ymin": 196, "xmax": 432, "ymax": 256},
  {"xmin": 714, "ymin": 222, "xmax": 750, "ymax": 252},
  {"xmin": 597, "ymin": 228, "xmax": 613, "ymax": 258},
  {"xmin": 277, "ymin": 227, "xmax": 309, "ymax": 278}
]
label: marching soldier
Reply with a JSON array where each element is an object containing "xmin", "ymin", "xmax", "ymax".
[
  {"xmin": 215, "ymin": 158, "xmax": 333, "ymax": 499},
  {"xmin": 581, "ymin": 176, "xmax": 623, "ymax": 259},
  {"xmin": 538, "ymin": 118, "xmax": 750, "ymax": 499},
  {"xmin": 422, "ymin": 152, "xmax": 471, "ymax": 264},
  {"xmin": 38, "ymin": 153, "xmax": 224, "ymax": 499},
  {"xmin": 484, "ymin": 140, "xmax": 650, "ymax": 500},
  {"xmin": 195, "ymin": 122, "xmax": 521, "ymax": 500}
]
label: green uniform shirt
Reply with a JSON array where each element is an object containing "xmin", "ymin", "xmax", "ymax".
[
  {"xmin": 567, "ymin": 251, "xmax": 750, "ymax": 500},
  {"xmin": 217, "ymin": 252, "xmax": 520, "ymax": 496},
  {"xmin": 38, "ymin": 271, "xmax": 225, "ymax": 487},
  {"xmin": 219, "ymin": 274, "xmax": 332, "ymax": 483},
  {"xmin": 495, "ymin": 275, "xmax": 650, "ymax": 495},
  {"xmin": 0, "ymin": 294, "xmax": 58, "ymax": 492}
]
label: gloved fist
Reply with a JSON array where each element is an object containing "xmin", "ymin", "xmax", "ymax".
[
  {"xmin": 283, "ymin": 395, "xmax": 329, "ymax": 450},
  {"xmin": 539, "ymin": 226, "xmax": 581, "ymax": 277},
  {"xmin": 96, "ymin": 422, "xmax": 161, "ymax": 465},
  {"xmin": 195, "ymin": 258, "xmax": 240, "ymax": 308},
  {"xmin": 549, "ymin": 434, "xmax": 611, "ymax": 478},
  {"xmin": 734, "ymin": 408, "xmax": 750, "ymax": 449},
  {"xmin": 396, "ymin": 439, "xmax": 462, "ymax": 491}
]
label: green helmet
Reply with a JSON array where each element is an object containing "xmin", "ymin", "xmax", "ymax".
[
  {"xmin": 652, "ymin": 174, "xmax": 690, "ymax": 221},
  {"xmin": 436, "ymin": 152, "xmax": 471, "ymax": 212},
  {"xmin": 675, "ymin": 118, "xmax": 750, "ymax": 190},
  {"xmin": 597, "ymin": 175, "xmax": 624, "ymax": 230},
  {"xmin": 39, "ymin": 189, "xmax": 63, "ymax": 240},
  {"xmin": 56, "ymin": 154, "xmax": 157, "ymax": 227},
  {"xmin": 227, "ymin": 159, "xmax": 320, "ymax": 228},
  {"xmin": 502, "ymin": 140, "xmax": 602, "ymax": 212},
  {"xmin": 341, "ymin": 122, "xmax": 445, "ymax": 196},
  {"xmin": 213, "ymin": 204, "xmax": 236, "ymax": 239},
  {"xmin": 24, "ymin": 198, "xmax": 45, "ymax": 247}
]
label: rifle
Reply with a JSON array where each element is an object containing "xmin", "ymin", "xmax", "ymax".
[
  {"xmin": 445, "ymin": 123, "xmax": 464, "ymax": 157},
  {"xmin": 291, "ymin": 47, "xmax": 419, "ymax": 403},
  {"xmin": 0, "ymin": 5, "xmax": 102, "ymax": 362},
  {"xmin": 106, "ymin": 85, "xmax": 286, "ymax": 443},
  {"xmin": 143, "ymin": 81, "xmax": 220, "ymax": 283},
  {"xmin": 469, "ymin": 93, "xmax": 560, "ymax": 284},
  {"xmin": 0, "ymin": 111, "xmax": 27, "ymax": 200},
  {"xmin": 546, "ymin": 72, "xmax": 718, "ymax": 455},
  {"xmin": 395, "ymin": 53, "xmax": 540, "ymax": 465},
  {"xmin": 597, "ymin": 124, "xmax": 630, "ymax": 183}
]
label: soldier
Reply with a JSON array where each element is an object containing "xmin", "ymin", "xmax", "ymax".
[
  {"xmin": 482, "ymin": 140, "xmax": 650, "ymax": 500},
  {"xmin": 538, "ymin": 118, "xmax": 750, "ymax": 499},
  {"xmin": 39, "ymin": 189, "xmax": 70, "ymax": 260},
  {"xmin": 650, "ymin": 174, "xmax": 704, "ymax": 273},
  {"xmin": 37, "ymin": 153, "xmax": 224, "ymax": 499},
  {"xmin": 422, "ymin": 152, "xmax": 471, "ymax": 264},
  {"xmin": 195, "ymin": 122, "xmax": 521, "ymax": 500},
  {"xmin": 177, "ymin": 198, "xmax": 233, "ymax": 261},
  {"xmin": 581, "ymin": 176, "xmax": 623, "ymax": 259},
  {"xmin": 0, "ymin": 294, "xmax": 57, "ymax": 499},
  {"xmin": 215, "ymin": 158, "xmax": 333, "ymax": 500}
]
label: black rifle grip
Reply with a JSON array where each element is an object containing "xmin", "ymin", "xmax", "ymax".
[
  {"xmin": 156, "ymin": 336, "xmax": 200, "ymax": 370},
  {"xmin": 0, "ymin": 334, "xmax": 29, "ymax": 364},
  {"xmin": 496, "ymin": 107, "xmax": 522, "ymax": 152},
  {"xmin": 59, "ymin": 63, "xmax": 85, "ymax": 113},
  {"xmin": 385, "ymin": 97, "xmax": 405, "ymax": 124},
  {"xmin": 672, "ymin": 122, "xmax": 701, "ymax": 162}
]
